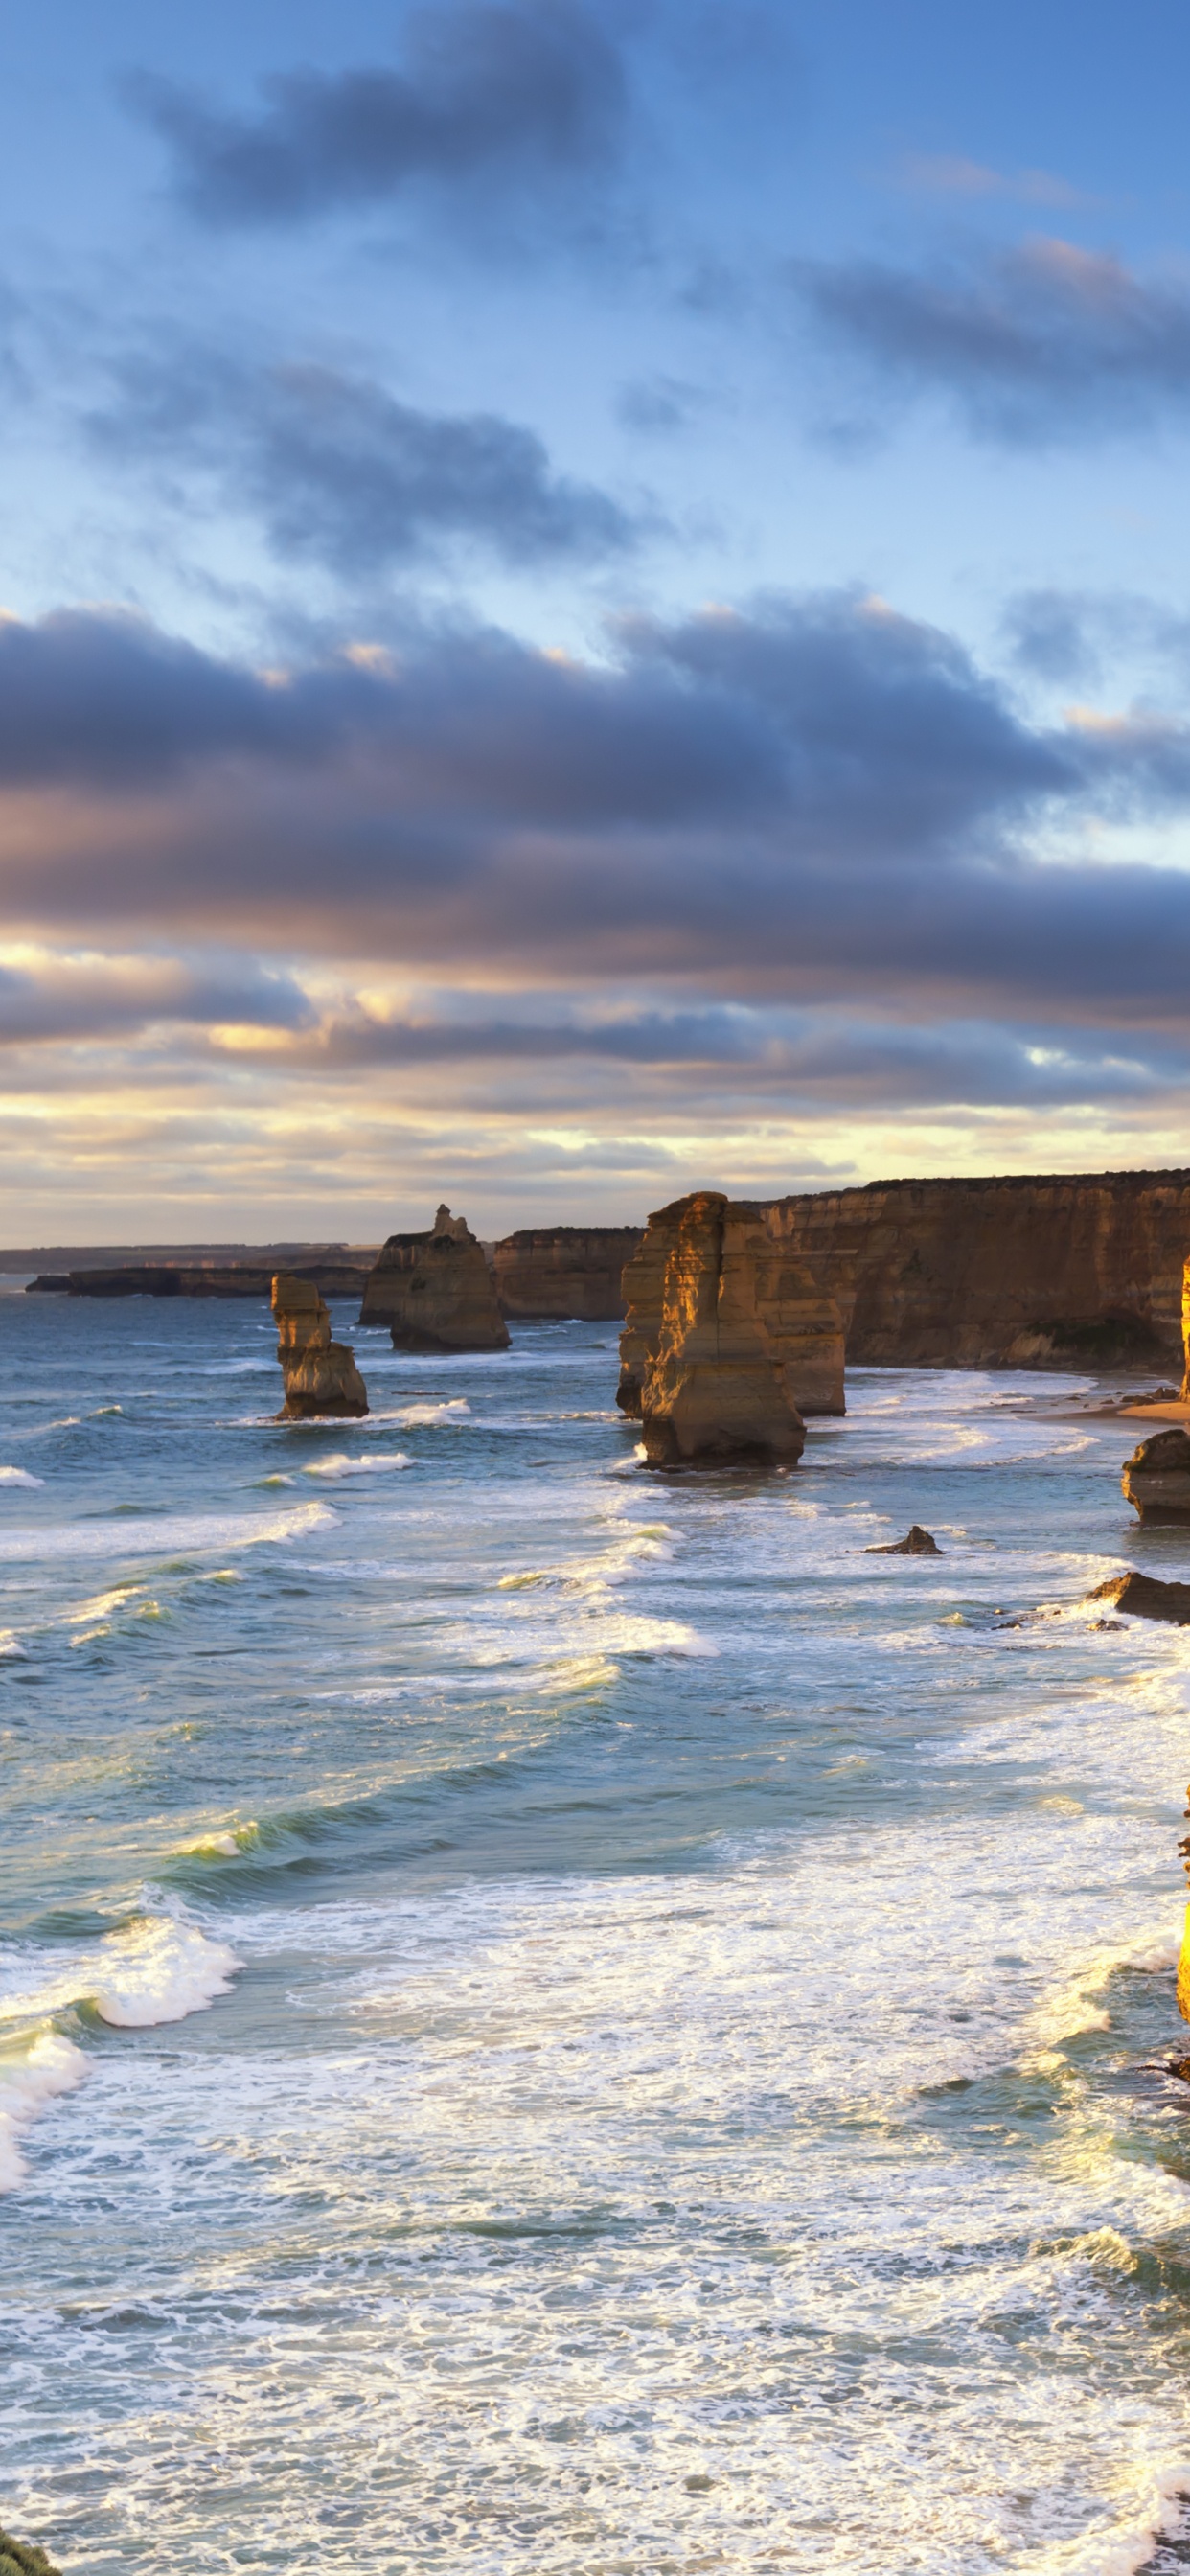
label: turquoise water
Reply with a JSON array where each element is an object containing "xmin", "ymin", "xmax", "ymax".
[{"xmin": 4, "ymin": 1294, "xmax": 1190, "ymax": 2572}]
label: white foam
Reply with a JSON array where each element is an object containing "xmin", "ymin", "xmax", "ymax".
[
  {"xmin": 0, "ymin": 2031, "xmax": 87, "ymax": 2191},
  {"xmin": 175, "ymin": 1823, "xmax": 259, "ymax": 1860},
  {"xmin": 0, "ymin": 1463, "xmax": 44, "ymax": 1486},
  {"xmin": 0, "ymin": 1914, "xmax": 241, "ymax": 2032},
  {"xmin": 300, "ymin": 1452, "xmax": 413, "ymax": 1480}
]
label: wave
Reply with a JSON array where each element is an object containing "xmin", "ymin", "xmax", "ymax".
[
  {"xmin": 0, "ymin": 1463, "xmax": 45, "ymax": 1486},
  {"xmin": 0, "ymin": 1913, "xmax": 241, "ymax": 2035},
  {"xmin": 0, "ymin": 2031, "xmax": 87, "ymax": 2191},
  {"xmin": 300, "ymin": 1453, "xmax": 413, "ymax": 1480},
  {"xmin": 0, "ymin": 1497, "xmax": 337, "ymax": 1562}
]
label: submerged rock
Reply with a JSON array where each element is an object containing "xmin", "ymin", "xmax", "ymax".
[
  {"xmin": 1085, "ymin": 1570, "xmax": 1190, "ymax": 1622},
  {"xmin": 865, "ymin": 1525, "xmax": 943, "ymax": 1555},
  {"xmin": 272, "ymin": 1275, "xmax": 369, "ymax": 1418},
  {"xmin": 360, "ymin": 1206, "xmax": 510, "ymax": 1351},
  {"xmin": 618, "ymin": 1190, "xmax": 845, "ymax": 1422},
  {"xmin": 1121, "ymin": 1426, "xmax": 1190, "ymax": 1524},
  {"xmin": 635, "ymin": 1192, "xmax": 808, "ymax": 1468}
]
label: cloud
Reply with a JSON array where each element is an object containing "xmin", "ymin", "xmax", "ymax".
[
  {"xmin": 5, "ymin": 586, "xmax": 1190, "ymax": 1029},
  {"xmin": 0, "ymin": 951, "xmax": 310, "ymax": 1046},
  {"xmin": 89, "ymin": 353, "xmax": 646, "ymax": 574},
  {"xmin": 130, "ymin": 0, "xmax": 627, "ymax": 230},
  {"xmin": 897, "ymin": 155, "xmax": 1092, "ymax": 211},
  {"xmin": 794, "ymin": 236, "xmax": 1190, "ymax": 444}
]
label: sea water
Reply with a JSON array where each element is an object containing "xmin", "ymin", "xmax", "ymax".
[{"xmin": 3, "ymin": 1296, "xmax": 1190, "ymax": 2574}]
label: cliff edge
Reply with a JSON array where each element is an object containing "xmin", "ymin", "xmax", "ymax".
[{"xmin": 766, "ymin": 1170, "xmax": 1190, "ymax": 1368}]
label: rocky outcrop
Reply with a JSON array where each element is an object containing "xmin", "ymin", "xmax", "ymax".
[
  {"xmin": 618, "ymin": 1193, "xmax": 845, "ymax": 1420},
  {"xmin": 766, "ymin": 1170, "xmax": 1190, "ymax": 1368},
  {"xmin": 360, "ymin": 1207, "xmax": 510, "ymax": 1351},
  {"xmin": 272, "ymin": 1275, "xmax": 369, "ymax": 1418},
  {"xmin": 866, "ymin": 1526, "xmax": 942, "ymax": 1554},
  {"xmin": 1086, "ymin": 1570, "xmax": 1190, "ymax": 1622},
  {"xmin": 633, "ymin": 1192, "xmax": 810, "ymax": 1467},
  {"xmin": 1122, "ymin": 1427, "xmax": 1190, "ymax": 1524},
  {"xmin": 492, "ymin": 1227, "xmax": 643, "ymax": 1321}
]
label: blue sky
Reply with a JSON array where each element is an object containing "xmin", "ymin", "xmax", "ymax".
[{"xmin": 2, "ymin": 0, "xmax": 1190, "ymax": 1240}]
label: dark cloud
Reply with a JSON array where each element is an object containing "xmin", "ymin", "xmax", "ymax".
[
  {"xmin": 794, "ymin": 236, "xmax": 1190, "ymax": 444},
  {"xmin": 90, "ymin": 354, "xmax": 645, "ymax": 573},
  {"xmin": 0, "ymin": 954, "xmax": 309, "ymax": 1046},
  {"xmin": 131, "ymin": 0, "xmax": 627, "ymax": 229},
  {"xmin": 4, "ymin": 586, "xmax": 1190, "ymax": 1025}
]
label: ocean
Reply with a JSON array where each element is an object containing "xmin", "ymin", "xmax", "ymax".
[{"xmin": 3, "ymin": 1291, "xmax": 1190, "ymax": 2574}]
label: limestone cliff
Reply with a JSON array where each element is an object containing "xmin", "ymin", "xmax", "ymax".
[
  {"xmin": 618, "ymin": 1193, "xmax": 845, "ymax": 1420},
  {"xmin": 630, "ymin": 1192, "xmax": 820, "ymax": 1466},
  {"xmin": 492, "ymin": 1226, "xmax": 643, "ymax": 1321},
  {"xmin": 272, "ymin": 1275, "xmax": 369, "ymax": 1418},
  {"xmin": 766, "ymin": 1171, "xmax": 1190, "ymax": 1368},
  {"xmin": 360, "ymin": 1206, "xmax": 510, "ymax": 1351}
]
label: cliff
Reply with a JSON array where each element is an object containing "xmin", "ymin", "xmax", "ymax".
[
  {"xmin": 635, "ymin": 1192, "xmax": 808, "ymax": 1466},
  {"xmin": 492, "ymin": 1226, "xmax": 643, "ymax": 1321},
  {"xmin": 30, "ymin": 1256, "xmax": 375, "ymax": 1300},
  {"xmin": 360, "ymin": 1206, "xmax": 510, "ymax": 1351},
  {"xmin": 272, "ymin": 1275, "xmax": 369, "ymax": 1417},
  {"xmin": 766, "ymin": 1171, "xmax": 1190, "ymax": 1368},
  {"xmin": 619, "ymin": 1193, "xmax": 845, "ymax": 1419}
]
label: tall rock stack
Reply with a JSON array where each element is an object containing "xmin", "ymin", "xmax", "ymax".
[
  {"xmin": 622, "ymin": 1191, "xmax": 839, "ymax": 1466},
  {"xmin": 272, "ymin": 1276, "xmax": 369, "ymax": 1418},
  {"xmin": 360, "ymin": 1206, "xmax": 510, "ymax": 1352},
  {"xmin": 618, "ymin": 1192, "xmax": 844, "ymax": 1422}
]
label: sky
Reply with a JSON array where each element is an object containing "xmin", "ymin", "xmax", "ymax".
[{"xmin": 3, "ymin": 0, "xmax": 1190, "ymax": 1240}]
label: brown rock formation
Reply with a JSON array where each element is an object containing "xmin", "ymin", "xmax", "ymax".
[
  {"xmin": 272, "ymin": 1275, "xmax": 369, "ymax": 1417},
  {"xmin": 360, "ymin": 1206, "xmax": 510, "ymax": 1351},
  {"xmin": 865, "ymin": 1526, "xmax": 942, "ymax": 1555},
  {"xmin": 635, "ymin": 1192, "xmax": 809, "ymax": 1467},
  {"xmin": 1122, "ymin": 1427, "xmax": 1190, "ymax": 1524},
  {"xmin": 766, "ymin": 1171, "xmax": 1190, "ymax": 1368},
  {"xmin": 1085, "ymin": 1570, "xmax": 1190, "ymax": 1622},
  {"xmin": 618, "ymin": 1193, "xmax": 845, "ymax": 1420},
  {"xmin": 492, "ymin": 1226, "xmax": 643, "ymax": 1321}
]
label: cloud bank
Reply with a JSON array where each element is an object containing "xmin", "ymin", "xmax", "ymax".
[{"xmin": 0, "ymin": 587, "xmax": 1188, "ymax": 1028}]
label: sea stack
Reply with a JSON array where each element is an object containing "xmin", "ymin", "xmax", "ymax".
[
  {"xmin": 631, "ymin": 1191, "xmax": 810, "ymax": 1467},
  {"xmin": 360, "ymin": 1206, "xmax": 510, "ymax": 1352},
  {"xmin": 1121, "ymin": 1427, "xmax": 1190, "ymax": 1524},
  {"xmin": 271, "ymin": 1275, "xmax": 369, "ymax": 1418},
  {"xmin": 618, "ymin": 1191, "xmax": 844, "ymax": 1422}
]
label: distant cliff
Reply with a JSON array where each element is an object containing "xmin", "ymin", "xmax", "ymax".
[
  {"xmin": 492, "ymin": 1227, "xmax": 643, "ymax": 1321},
  {"xmin": 766, "ymin": 1171, "xmax": 1190, "ymax": 1368},
  {"xmin": 361, "ymin": 1206, "xmax": 509, "ymax": 1350}
]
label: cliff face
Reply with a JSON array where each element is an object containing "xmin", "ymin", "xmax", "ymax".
[
  {"xmin": 492, "ymin": 1227, "xmax": 643, "ymax": 1321},
  {"xmin": 767, "ymin": 1172, "xmax": 1190, "ymax": 1368},
  {"xmin": 30, "ymin": 1256, "xmax": 374, "ymax": 1300},
  {"xmin": 361, "ymin": 1206, "xmax": 510, "ymax": 1351},
  {"xmin": 272, "ymin": 1275, "xmax": 369, "ymax": 1417},
  {"xmin": 618, "ymin": 1193, "xmax": 845, "ymax": 1419},
  {"xmin": 636, "ymin": 1193, "xmax": 808, "ymax": 1467}
]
